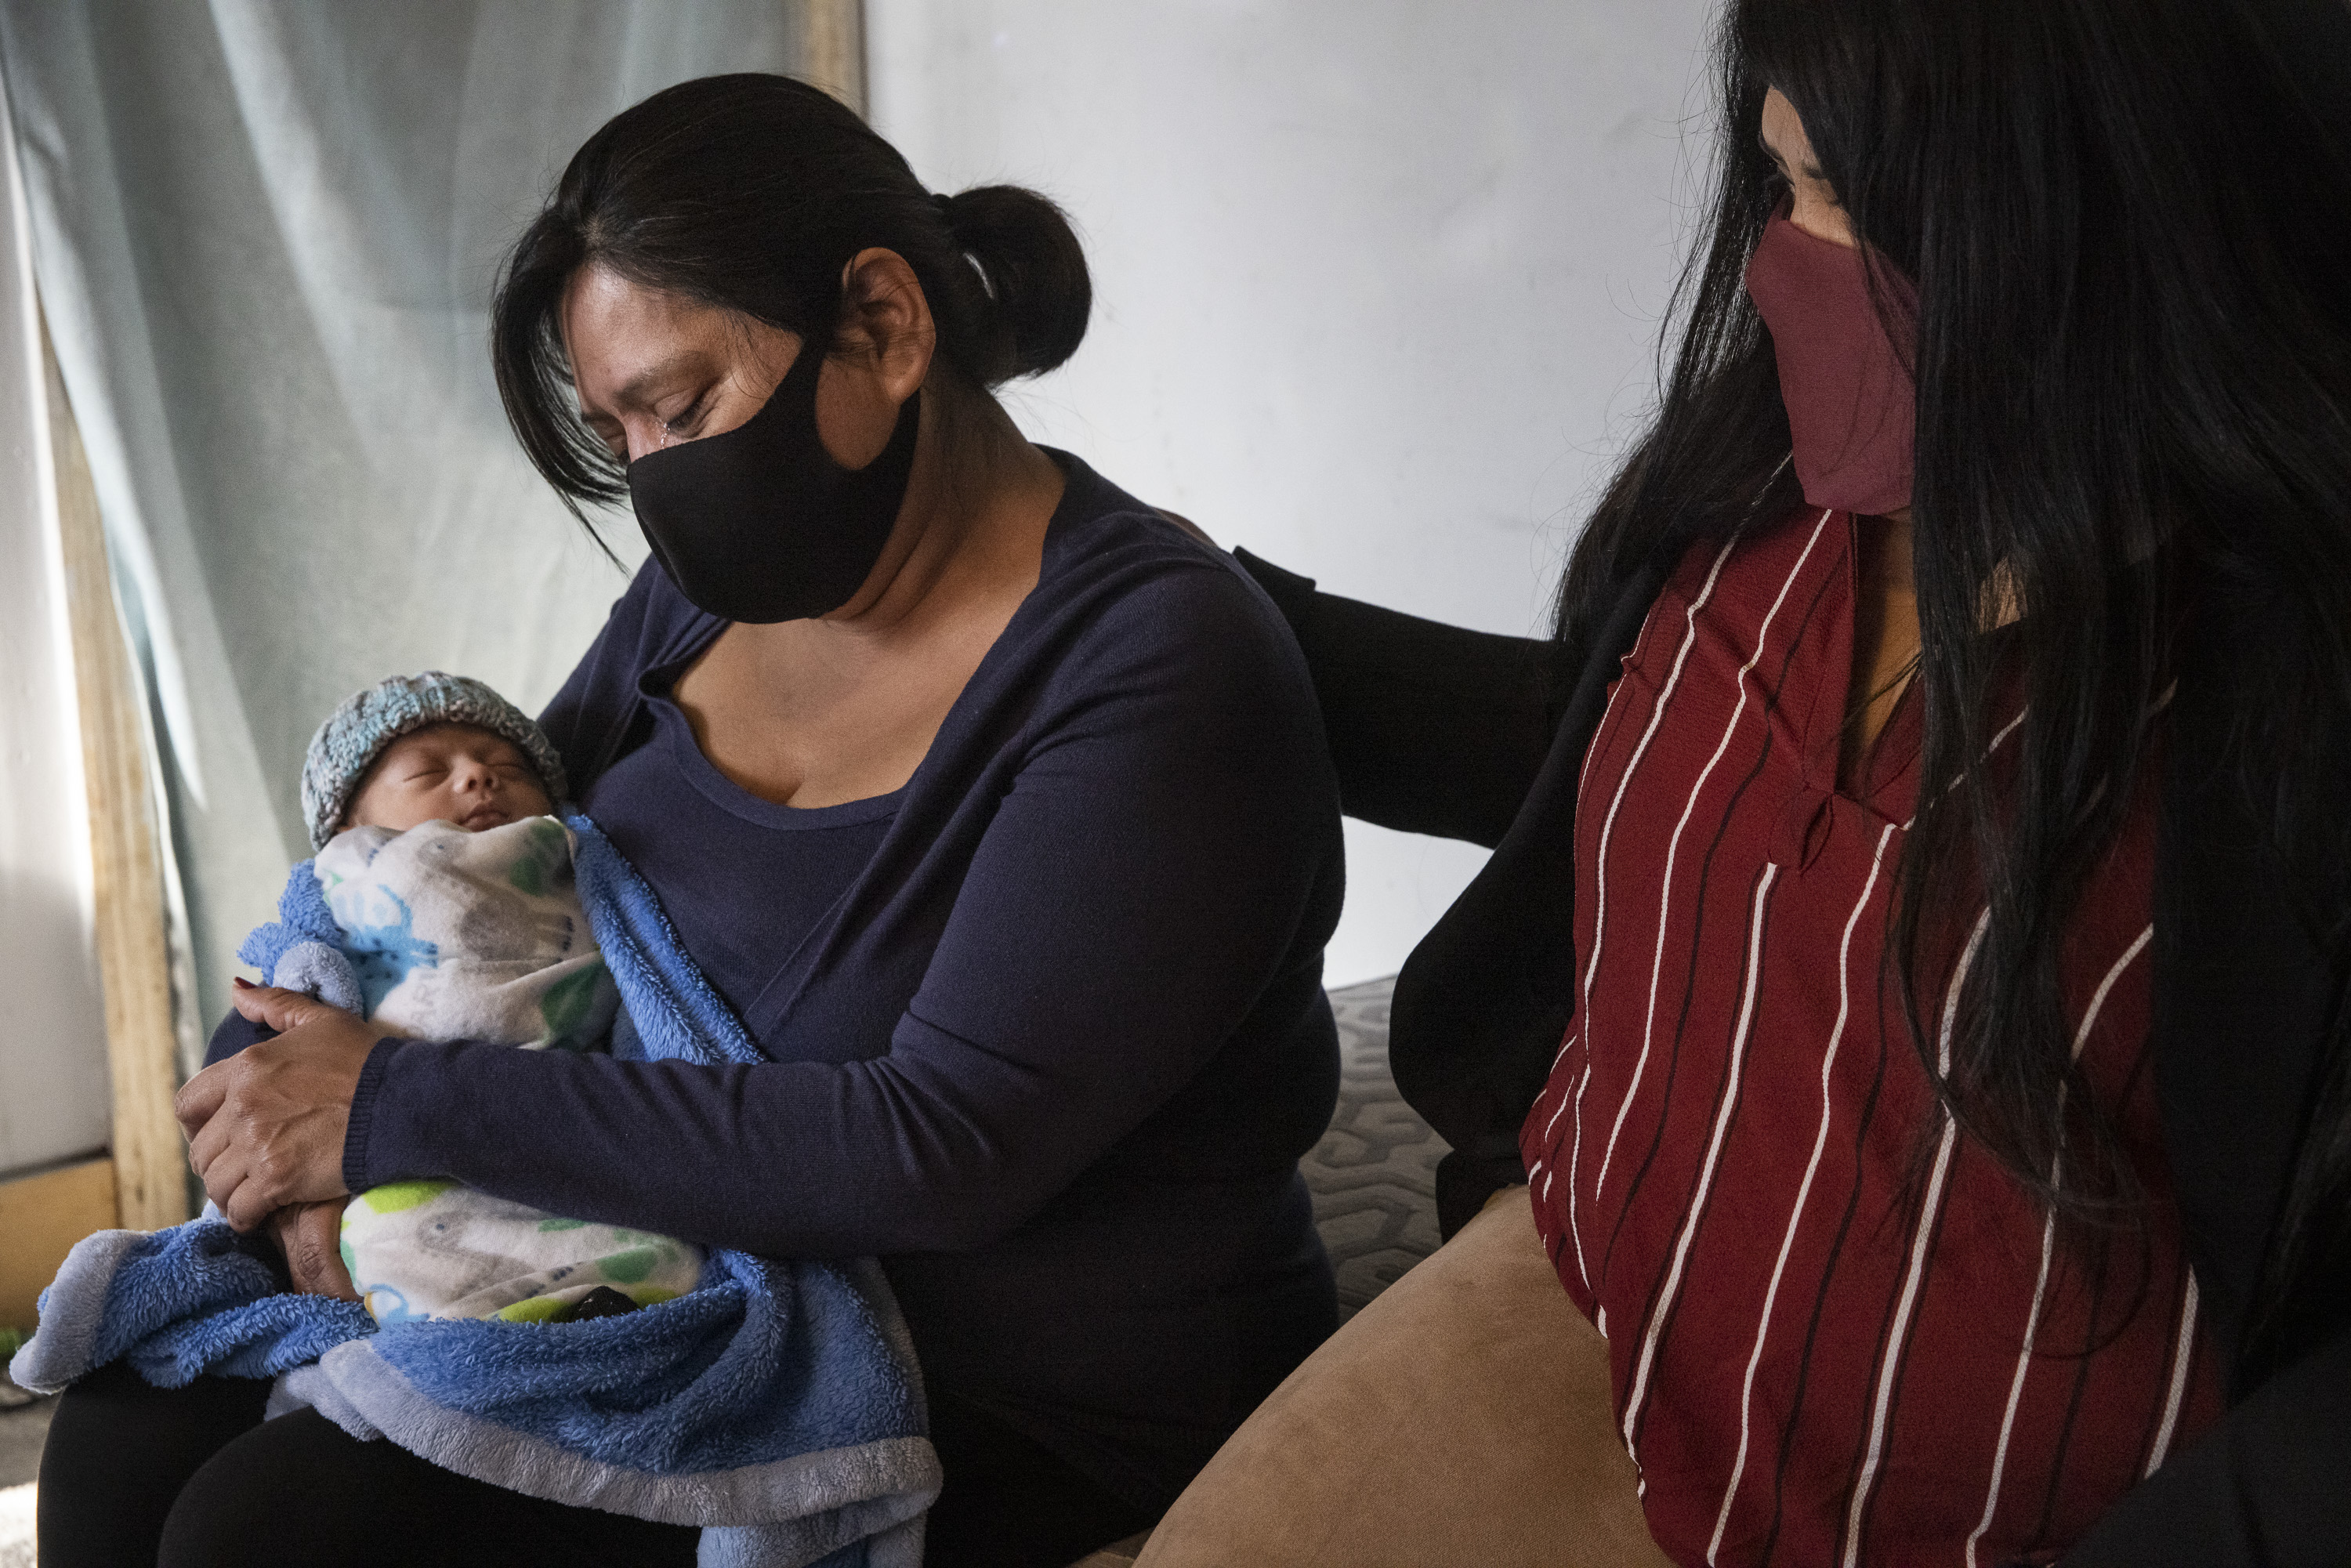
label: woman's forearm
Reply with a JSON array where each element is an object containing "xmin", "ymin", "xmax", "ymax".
[
  {"xmin": 221, "ymin": 1000, "xmax": 1154, "ymax": 1255},
  {"xmin": 346, "ymin": 1041, "xmax": 1020, "ymax": 1255},
  {"xmin": 345, "ymin": 987, "xmax": 1320, "ymax": 1258}
]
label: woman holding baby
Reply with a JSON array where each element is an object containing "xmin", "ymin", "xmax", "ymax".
[{"xmin": 41, "ymin": 74, "xmax": 1342, "ymax": 1568}]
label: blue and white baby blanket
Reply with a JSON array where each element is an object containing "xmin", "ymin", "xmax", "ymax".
[
  {"xmin": 11, "ymin": 818, "xmax": 939, "ymax": 1568},
  {"xmin": 260, "ymin": 815, "xmax": 706, "ymax": 1326}
]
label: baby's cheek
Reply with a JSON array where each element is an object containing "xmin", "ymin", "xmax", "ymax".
[
  {"xmin": 349, "ymin": 786, "xmax": 440, "ymax": 835},
  {"xmin": 418, "ymin": 787, "xmax": 469, "ymax": 830}
]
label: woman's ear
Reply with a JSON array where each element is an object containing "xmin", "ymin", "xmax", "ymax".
[{"xmin": 835, "ymin": 247, "xmax": 935, "ymax": 406}]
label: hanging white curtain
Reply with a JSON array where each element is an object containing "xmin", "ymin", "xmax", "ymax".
[
  {"xmin": 0, "ymin": 60, "xmax": 107, "ymax": 1179},
  {"xmin": 0, "ymin": 3, "xmax": 829, "ymax": 1056}
]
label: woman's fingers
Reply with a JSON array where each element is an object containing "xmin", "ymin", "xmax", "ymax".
[
  {"xmin": 184, "ymin": 1095, "xmax": 234, "ymax": 1180},
  {"xmin": 174, "ymin": 1060, "xmax": 229, "ymax": 1143},
  {"xmin": 179, "ymin": 1002, "xmax": 380, "ymax": 1230},
  {"xmin": 222, "ymin": 1168, "xmax": 286, "ymax": 1233},
  {"xmin": 273, "ymin": 1201, "xmax": 359, "ymax": 1301},
  {"xmin": 199, "ymin": 1146, "xmax": 252, "ymax": 1219},
  {"xmin": 230, "ymin": 982, "xmax": 335, "ymax": 1034}
]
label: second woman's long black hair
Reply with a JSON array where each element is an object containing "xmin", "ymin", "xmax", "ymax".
[{"xmin": 1556, "ymin": 0, "xmax": 2351, "ymax": 1378}]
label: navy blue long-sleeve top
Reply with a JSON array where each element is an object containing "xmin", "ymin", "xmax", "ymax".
[{"xmin": 218, "ymin": 455, "xmax": 1346, "ymax": 1510}]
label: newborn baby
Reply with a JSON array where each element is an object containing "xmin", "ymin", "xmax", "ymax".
[{"xmin": 248, "ymin": 672, "xmax": 701, "ymax": 1325}]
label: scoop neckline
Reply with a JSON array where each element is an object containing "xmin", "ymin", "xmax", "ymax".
[
  {"xmin": 640, "ymin": 693, "xmax": 906, "ymax": 831},
  {"xmin": 617, "ymin": 447, "xmax": 1114, "ymax": 831}
]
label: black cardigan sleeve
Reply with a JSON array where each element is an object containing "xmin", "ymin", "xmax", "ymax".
[
  {"xmin": 2070, "ymin": 614, "xmax": 2351, "ymax": 1567},
  {"xmin": 1237, "ymin": 548, "xmax": 1673, "ymax": 1234},
  {"xmin": 1233, "ymin": 549, "xmax": 1556, "ymax": 849},
  {"xmin": 2059, "ymin": 1327, "xmax": 2351, "ymax": 1565}
]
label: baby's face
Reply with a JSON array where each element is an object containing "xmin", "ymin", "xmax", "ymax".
[{"xmin": 342, "ymin": 723, "xmax": 552, "ymax": 836}]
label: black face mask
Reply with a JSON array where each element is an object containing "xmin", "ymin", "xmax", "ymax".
[{"xmin": 625, "ymin": 339, "xmax": 922, "ymax": 624}]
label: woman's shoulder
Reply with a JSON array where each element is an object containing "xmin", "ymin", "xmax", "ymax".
[
  {"xmin": 967, "ymin": 454, "xmax": 1339, "ymax": 813},
  {"xmin": 1028, "ymin": 452, "xmax": 1306, "ymax": 680}
]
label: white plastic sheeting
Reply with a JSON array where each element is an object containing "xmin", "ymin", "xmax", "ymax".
[
  {"xmin": 869, "ymin": 0, "xmax": 1718, "ymax": 983},
  {"xmin": 0, "ymin": 63, "xmax": 107, "ymax": 1179},
  {"xmin": 0, "ymin": 3, "xmax": 824, "ymax": 1048}
]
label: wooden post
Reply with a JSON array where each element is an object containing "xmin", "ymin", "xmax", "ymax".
[
  {"xmin": 802, "ymin": 0, "xmax": 867, "ymax": 117},
  {"xmin": 44, "ymin": 325, "xmax": 188, "ymax": 1232}
]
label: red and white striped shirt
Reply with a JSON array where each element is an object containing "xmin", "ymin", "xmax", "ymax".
[{"xmin": 1522, "ymin": 506, "xmax": 2222, "ymax": 1566}]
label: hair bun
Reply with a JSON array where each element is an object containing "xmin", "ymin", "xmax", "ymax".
[{"xmin": 936, "ymin": 185, "xmax": 1092, "ymax": 380}]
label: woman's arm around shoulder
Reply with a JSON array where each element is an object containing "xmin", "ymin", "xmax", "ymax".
[{"xmin": 1233, "ymin": 549, "xmax": 1557, "ymax": 849}]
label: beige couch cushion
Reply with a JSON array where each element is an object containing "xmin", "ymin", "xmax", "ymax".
[{"xmin": 1136, "ymin": 1194, "xmax": 1670, "ymax": 1568}]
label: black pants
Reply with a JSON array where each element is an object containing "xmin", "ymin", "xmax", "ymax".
[{"xmin": 39, "ymin": 1360, "xmax": 1152, "ymax": 1567}]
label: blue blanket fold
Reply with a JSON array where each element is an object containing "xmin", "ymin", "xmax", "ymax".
[{"xmin": 12, "ymin": 817, "xmax": 939, "ymax": 1568}]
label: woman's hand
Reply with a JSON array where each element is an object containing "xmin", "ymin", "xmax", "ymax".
[
  {"xmin": 175, "ymin": 983, "xmax": 376, "ymax": 1231},
  {"xmin": 269, "ymin": 1200, "xmax": 360, "ymax": 1301}
]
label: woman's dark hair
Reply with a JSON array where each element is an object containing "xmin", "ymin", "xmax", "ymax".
[
  {"xmin": 1556, "ymin": 0, "xmax": 2351, "ymax": 1379},
  {"xmin": 491, "ymin": 73, "xmax": 1090, "ymax": 511}
]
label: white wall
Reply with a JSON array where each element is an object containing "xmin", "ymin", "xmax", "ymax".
[
  {"xmin": 0, "ymin": 72, "xmax": 109, "ymax": 1179},
  {"xmin": 869, "ymin": 0, "xmax": 1719, "ymax": 983}
]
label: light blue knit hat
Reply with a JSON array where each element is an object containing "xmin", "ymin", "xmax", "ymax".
[{"xmin": 299, "ymin": 672, "xmax": 567, "ymax": 849}]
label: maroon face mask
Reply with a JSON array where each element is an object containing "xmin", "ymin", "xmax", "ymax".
[{"xmin": 1744, "ymin": 211, "xmax": 1918, "ymax": 516}]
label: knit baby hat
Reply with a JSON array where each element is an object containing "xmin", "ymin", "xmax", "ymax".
[{"xmin": 299, "ymin": 672, "xmax": 568, "ymax": 850}]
